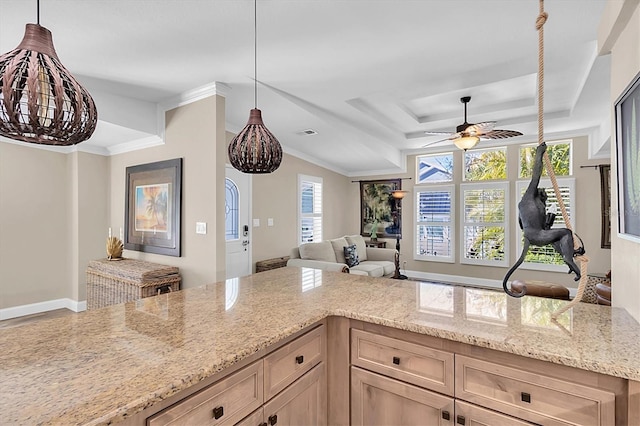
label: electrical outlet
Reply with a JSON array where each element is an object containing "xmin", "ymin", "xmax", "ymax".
[{"xmin": 403, "ymin": 261, "xmax": 407, "ymax": 269}]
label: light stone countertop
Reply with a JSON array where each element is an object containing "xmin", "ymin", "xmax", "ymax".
[{"xmin": 1, "ymin": 266, "xmax": 639, "ymax": 425}]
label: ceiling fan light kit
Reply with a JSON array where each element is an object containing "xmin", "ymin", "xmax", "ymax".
[
  {"xmin": 228, "ymin": 0, "xmax": 282, "ymax": 174},
  {"xmin": 424, "ymin": 95, "xmax": 522, "ymax": 150},
  {"xmin": 0, "ymin": 1, "xmax": 97, "ymax": 146},
  {"xmin": 453, "ymin": 135, "xmax": 480, "ymax": 151}
]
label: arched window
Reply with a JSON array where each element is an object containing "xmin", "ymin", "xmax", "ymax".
[{"xmin": 225, "ymin": 178, "xmax": 239, "ymax": 241}]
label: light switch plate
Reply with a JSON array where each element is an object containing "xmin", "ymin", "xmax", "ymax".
[
  {"xmin": 253, "ymin": 218, "xmax": 260, "ymax": 227},
  {"xmin": 268, "ymin": 218, "xmax": 274, "ymax": 226},
  {"xmin": 196, "ymin": 222, "xmax": 207, "ymax": 234}
]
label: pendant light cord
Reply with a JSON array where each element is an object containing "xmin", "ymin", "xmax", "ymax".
[
  {"xmin": 37, "ymin": 0, "xmax": 40, "ymax": 25},
  {"xmin": 254, "ymin": 0, "xmax": 257, "ymax": 109}
]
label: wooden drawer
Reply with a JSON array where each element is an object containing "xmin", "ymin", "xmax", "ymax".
[
  {"xmin": 351, "ymin": 366, "xmax": 454, "ymax": 425},
  {"xmin": 455, "ymin": 400, "xmax": 533, "ymax": 426},
  {"xmin": 351, "ymin": 328, "xmax": 454, "ymax": 396},
  {"xmin": 455, "ymin": 355, "xmax": 615, "ymax": 425},
  {"xmin": 264, "ymin": 324, "xmax": 325, "ymax": 400},
  {"xmin": 147, "ymin": 360, "xmax": 263, "ymax": 426}
]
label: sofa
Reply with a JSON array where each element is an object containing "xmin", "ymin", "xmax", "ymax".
[{"xmin": 286, "ymin": 235, "xmax": 396, "ymax": 277}]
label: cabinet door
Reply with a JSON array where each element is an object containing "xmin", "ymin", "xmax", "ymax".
[
  {"xmin": 236, "ymin": 407, "xmax": 264, "ymax": 426},
  {"xmin": 263, "ymin": 362, "xmax": 326, "ymax": 426},
  {"xmin": 351, "ymin": 366, "xmax": 454, "ymax": 426},
  {"xmin": 455, "ymin": 401, "xmax": 533, "ymax": 426}
]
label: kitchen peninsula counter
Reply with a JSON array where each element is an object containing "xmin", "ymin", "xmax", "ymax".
[{"xmin": 1, "ymin": 267, "xmax": 639, "ymax": 425}]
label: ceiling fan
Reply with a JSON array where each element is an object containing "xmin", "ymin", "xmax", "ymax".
[{"xmin": 423, "ymin": 96, "xmax": 523, "ymax": 150}]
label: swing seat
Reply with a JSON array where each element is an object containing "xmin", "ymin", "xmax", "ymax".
[{"xmin": 510, "ymin": 280, "xmax": 570, "ymax": 300}]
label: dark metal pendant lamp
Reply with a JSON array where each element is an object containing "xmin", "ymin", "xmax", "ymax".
[
  {"xmin": 228, "ymin": 0, "xmax": 282, "ymax": 174},
  {"xmin": 0, "ymin": 0, "xmax": 97, "ymax": 146}
]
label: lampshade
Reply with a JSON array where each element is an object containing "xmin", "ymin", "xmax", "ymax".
[
  {"xmin": 391, "ymin": 190, "xmax": 408, "ymax": 199},
  {"xmin": 0, "ymin": 23, "xmax": 97, "ymax": 145},
  {"xmin": 228, "ymin": 109, "xmax": 282, "ymax": 174},
  {"xmin": 228, "ymin": 0, "xmax": 282, "ymax": 174},
  {"xmin": 453, "ymin": 135, "xmax": 479, "ymax": 151}
]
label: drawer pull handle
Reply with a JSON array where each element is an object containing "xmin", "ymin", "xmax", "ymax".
[
  {"xmin": 213, "ymin": 406, "xmax": 224, "ymax": 419},
  {"xmin": 295, "ymin": 355, "xmax": 304, "ymax": 364},
  {"xmin": 442, "ymin": 410, "xmax": 450, "ymax": 421},
  {"xmin": 521, "ymin": 392, "xmax": 531, "ymax": 403},
  {"xmin": 456, "ymin": 415, "xmax": 466, "ymax": 425},
  {"xmin": 392, "ymin": 356, "xmax": 400, "ymax": 365},
  {"xmin": 268, "ymin": 414, "xmax": 278, "ymax": 425},
  {"xmin": 259, "ymin": 423, "xmax": 267, "ymax": 426}
]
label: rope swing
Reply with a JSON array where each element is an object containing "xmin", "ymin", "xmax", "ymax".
[{"xmin": 504, "ymin": 0, "xmax": 590, "ymax": 318}]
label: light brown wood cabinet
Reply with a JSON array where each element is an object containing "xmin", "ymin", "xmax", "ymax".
[
  {"xmin": 145, "ymin": 324, "xmax": 326, "ymax": 426},
  {"xmin": 346, "ymin": 323, "xmax": 628, "ymax": 426},
  {"xmin": 351, "ymin": 366, "xmax": 454, "ymax": 425}
]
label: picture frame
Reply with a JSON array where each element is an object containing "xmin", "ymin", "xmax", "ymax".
[
  {"xmin": 614, "ymin": 70, "xmax": 640, "ymax": 242},
  {"xmin": 359, "ymin": 179, "xmax": 401, "ymax": 238},
  {"xmin": 599, "ymin": 164, "xmax": 611, "ymax": 249},
  {"xmin": 125, "ymin": 158, "xmax": 182, "ymax": 256}
]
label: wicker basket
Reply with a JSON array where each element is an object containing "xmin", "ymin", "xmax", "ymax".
[
  {"xmin": 255, "ymin": 256, "xmax": 290, "ymax": 273},
  {"xmin": 87, "ymin": 259, "xmax": 181, "ymax": 310}
]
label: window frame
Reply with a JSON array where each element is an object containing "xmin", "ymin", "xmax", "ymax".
[
  {"xmin": 298, "ymin": 174, "xmax": 323, "ymax": 244},
  {"xmin": 518, "ymin": 140, "xmax": 573, "ymax": 178},
  {"xmin": 460, "ymin": 181, "xmax": 510, "ymax": 267},
  {"xmin": 414, "ymin": 184, "xmax": 456, "ymax": 263},
  {"xmin": 415, "ymin": 152, "xmax": 454, "ymax": 184},
  {"xmin": 514, "ymin": 177, "xmax": 576, "ymax": 272}
]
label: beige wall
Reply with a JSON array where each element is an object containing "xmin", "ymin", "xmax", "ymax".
[
  {"xmin": 249, "ymin": 150, "xmax": 356, "ymax": 267},
  {"xmin": 600, "ymin": 0, "xmax": 640, "ymax": 321},
  {"xmin": 109, "ymin": 95, "xmax": 227, "ymax": 289},
  {"xmin": 0, "ymin": 144, "xmax": 72, "ymax": 308},
  {"xmin": 70, "ymin": 152, "xmax": 110, "ymax": 302},
  {"xmin": 350, "ymin": 136, "xmax": 611, "ymax": 290}
]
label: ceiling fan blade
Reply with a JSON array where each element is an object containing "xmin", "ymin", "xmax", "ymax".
[
  {"xmin": 481, "ymin": 129, "xmax": 523, "ymax": 140},
  {"xmin": 463, "ymin": 121, "xmax": 496, "ymax": 136},
  {"xmin": 421, "ymin": 135, "xmax": 458, "ymax": 148},
  {"xmin": 424, "ymin": 131, "xmax": 455, "ymax": 136}
]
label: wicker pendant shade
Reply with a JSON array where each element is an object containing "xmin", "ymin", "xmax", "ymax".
[
  {"xmin": 228, "ymin": 109, "xmax": 282, "ymax": 174},
  {"xmin": 228, "ymin": 0, "xmax": 282, "ymax": 174},
  {"xmin": 0, "ymin": 23, "xmax": 97, "ymax": 146}
]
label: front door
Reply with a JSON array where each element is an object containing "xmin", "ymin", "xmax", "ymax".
[{"xmin": 225, "ymin": 166, "xmax": 251, "ymax": 278}]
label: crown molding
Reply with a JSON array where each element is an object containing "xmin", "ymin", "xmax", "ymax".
[{"xmin": 160, "ymin": 81, "xmax": 231, "ymax": 111}]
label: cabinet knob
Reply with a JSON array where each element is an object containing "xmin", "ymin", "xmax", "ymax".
[
  {"xmin": 268, "ymin": 414, "xmax": 278, "ymax": 425},
  {"xmin": 392, "ymin": 356, "xmax": 400, "ymax": 365},
  {"xmin": 456, "ymin": 415, "xmax": 466, "ymax": 425},
  {"xmin": 442, "ymin": 410, "xmax": 450, "ymax": 421},
  {"xmin": 521, "ymin": 392, "xmax": 531, "ymax": 403},
  {"xmin": 295, "ymin": 355, "xmax": 304, "ymax": 364},
  {"xmin": 213, "ymin": 406, "xmax": 224, "ymax": 419}
]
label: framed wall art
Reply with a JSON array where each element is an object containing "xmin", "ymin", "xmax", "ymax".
[
  {"xmin": 125, "ymin": 158, "xmax": 182, "ymax": 256},
  {"xmin": 600, "ymin": 164, "xmax": 611, "ymax": 249},
  {"xmin": 359, "ymin": 179, "xmax": 401, "ymax": 238},
  {"xmin": 615, "ymin": 70, "xmax": 640, "ymax": 242}
]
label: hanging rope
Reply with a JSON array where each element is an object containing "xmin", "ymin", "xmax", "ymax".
[{"xmin": 533, "ymin": 0, "xmax": 590, "ymax": 317}]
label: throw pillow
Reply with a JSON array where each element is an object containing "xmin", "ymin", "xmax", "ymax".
[{"xmin": 344, "ymin": 244, "xmax": 360, "ymax": 267}]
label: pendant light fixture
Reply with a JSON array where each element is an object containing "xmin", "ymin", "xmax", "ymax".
[
  {"xmin": 228, "ymin": 0, "xmax": 282, "ymax": 174},
  {"xmin": 0, "ymin": 0, "xmax": 97, "ymax": 146}
]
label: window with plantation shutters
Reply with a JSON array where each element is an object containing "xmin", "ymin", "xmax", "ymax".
[
  {"xmin": 415, "ymin": 185, "xmax": 455, "ymax": 262},
  {"xmin": 299, "ymin": 175, "xmax": 323, "ymax": 244},
  {"xmin": 461, "ymin": 182, "xmax": 509, "ymax": 266},
  {"xmin": 515, "ymin": 178, "xmax": 576, "ymax": 272}
]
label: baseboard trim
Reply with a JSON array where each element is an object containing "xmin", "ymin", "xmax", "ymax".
[
  {"xmin": 0, "ymin": 298, "xmax": 87, "ymax": 321},
  {"xmin": 404, "ymin": 270, "xmax": 578, "ymax": 298}
]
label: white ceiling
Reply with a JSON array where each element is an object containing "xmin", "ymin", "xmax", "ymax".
[{"xmin": 0, "ymin": 0, "xmax": 611, "ymax": 176}]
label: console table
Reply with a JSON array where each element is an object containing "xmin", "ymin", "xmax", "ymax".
[{"xmin": 365, "ymin": 240, "xmax": 387, "ymax": 248}]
